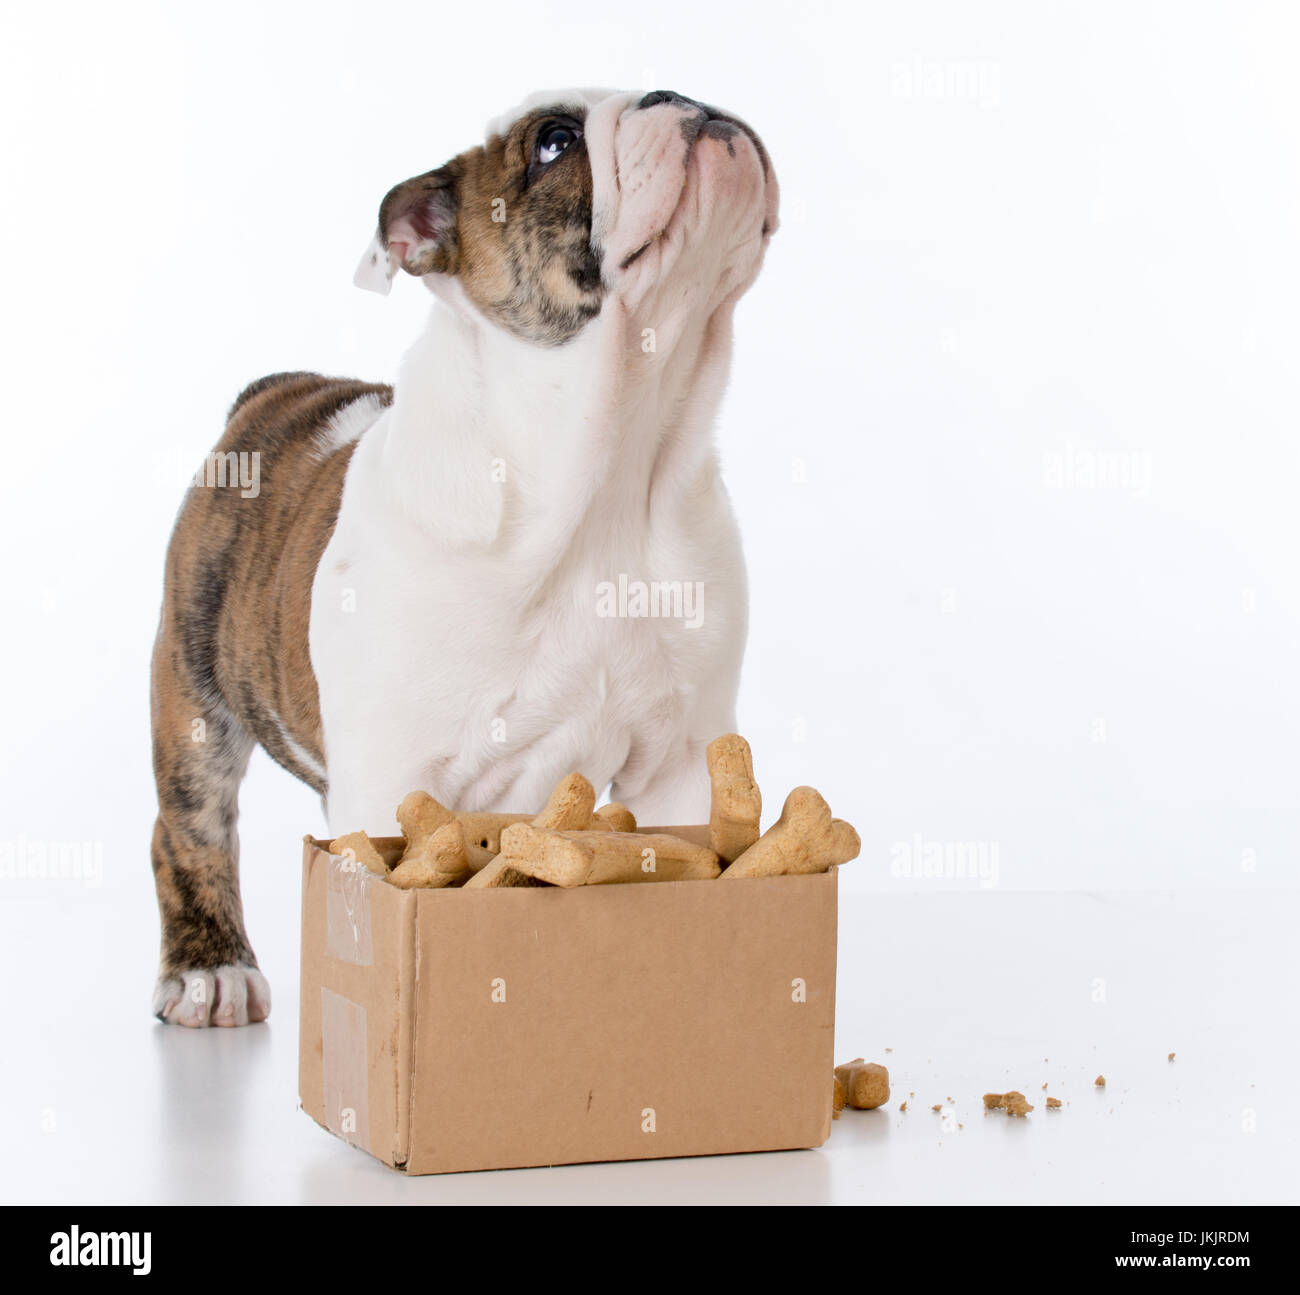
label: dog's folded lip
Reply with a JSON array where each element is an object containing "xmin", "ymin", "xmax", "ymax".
[
  {"xmin": 615, "ymin": 129, "xmax": 775, "ymax": 273},
  {"xmin": 620, "ymin": 238, "xmax": 656, "ymax": 270}
]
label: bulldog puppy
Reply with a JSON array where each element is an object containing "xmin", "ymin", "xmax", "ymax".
[{"xmin": 149, "ymin": 88, "xmax": 778, "ymax": 1025}]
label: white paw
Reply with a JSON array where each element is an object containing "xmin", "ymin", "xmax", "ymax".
[{"xmin": 152, "ymin": 964, "xmax": 271, "ymax": 1028}]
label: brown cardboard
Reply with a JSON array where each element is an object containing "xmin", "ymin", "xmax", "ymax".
[{"xmin": 299, "ymin": 825, "xmax": 838, "ymax": 1174}]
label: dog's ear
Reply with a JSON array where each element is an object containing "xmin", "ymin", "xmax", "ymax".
[{"xmin": 353, "ymin": 165, "xmax": 460, "ymax": 295}]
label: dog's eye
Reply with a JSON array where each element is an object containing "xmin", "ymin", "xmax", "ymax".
[{"xmin": 537, "ymin": 123, "xmax": 580, "ymax": 165}]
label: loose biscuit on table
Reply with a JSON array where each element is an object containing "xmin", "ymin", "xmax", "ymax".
[{"xmin": 834, "ymin": 1058, "xmax": 890, "ymax": 1110}]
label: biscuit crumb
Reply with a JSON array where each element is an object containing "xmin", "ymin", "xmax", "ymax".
[
  {"xmin": 899, "ymin": 1101, "xmax": 907, "ymax": 1112},
  {"xmin": 931, "ymin": 1103, "xmax": 942, "ymax": 1112},
  {"xmin": 1168, "ymin": 1052, "xmax": 1175, "ymax": 1061},
  {"xmin": 1046, "ymin": 1097, "xmax": 1062, "ymax": 1108},
  {"xmin": 1094, "ymin": 1075, "xmax": 1106, "ymax": 1087},
  {"xmin": 984, "ymin": 1090, "xmax": 1034, "ymax": 1116},
  {"xmin": 1041, "ymin": 1082, "xmax": 1048, "ymax": 1089},
  {"xmin": 1001, "ymin": 1091, "xmax": 1033, "ymax": 1117}
]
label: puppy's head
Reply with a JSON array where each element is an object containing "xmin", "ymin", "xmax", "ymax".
[{"xmin": 357, "ymin": 88, "xmax": 778, "ymax": 345}]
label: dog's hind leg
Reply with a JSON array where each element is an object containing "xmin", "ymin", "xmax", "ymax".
[{"xmin": 149, "ymin": 626, "xmax": 268, "ymax": 1027}]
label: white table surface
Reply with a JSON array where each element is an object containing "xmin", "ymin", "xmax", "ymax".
[{"xmin": 2, "ymin": 883, "xmax": 1292, "ymax": 1205}]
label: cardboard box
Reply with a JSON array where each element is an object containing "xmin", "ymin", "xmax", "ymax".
[{"xmin": 299, "ymin": 826, "xmax": 838, "ymax": 1174}]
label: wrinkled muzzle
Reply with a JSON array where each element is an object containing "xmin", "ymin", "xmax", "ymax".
[{"xmin": 586, "ymin": 90, "xmax": 779, "ymax": 288}]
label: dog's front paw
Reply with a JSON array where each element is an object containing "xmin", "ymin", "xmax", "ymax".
[{"xmin": 152, "ymin": 964, "xmax": 271, "ymax": 1028}]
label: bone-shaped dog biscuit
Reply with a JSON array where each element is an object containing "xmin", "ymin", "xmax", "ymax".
[
  {"xmin": 499, "ymin": 824, "xmax": 721, "ymax": 886},
  {"xmin": 497, "ymin": 824, "xmax": 591, "ymax": 885},
  {"xmin": 462, "ymin": 853, "xmax": 552, "ymax": 889},
  {"xmin": 531, "ymin": 772, "xmax": 596, "ymax": 830},
  {"xmin": 720, "ymin": 786, "xmax": 860, "ymax": 879},
  {"xmin": 376, "ymin": 842, "xmax": 405, "ymax": 869},
  {"xmin": 396, "ymin": 790, "xmax": 455, "ymax": 844},
  {"xmin": 590, "ymin": 802, "xmax": 637, "ymax": 832},
  {"xmin": 438, "ymin": 800, "xmax": 630, "ymax": 856},
  {"xmin": 465, "ymin": 842, "xmax": 499, "ymax": 873},
  {"xmin": 328, "ymin": 831, "xmax": 389, "ymax": 876},
  {"xmin": 397, "ymin": 794, "xmax": 529, "ymax": 865},
  {"xmin": 387, "ymin": 820, "xmax": 472, "ymax": 889},
  {"xmin": 455, "ymin": 812, "xmax": 533, "ymax": 853},
  {"xmin": 562, "ymin": 830, "xmax": 721, "ymax": 883},
  {"xmin": 707, "ymin": 734, "xmax": 762, "ymax": 862}
]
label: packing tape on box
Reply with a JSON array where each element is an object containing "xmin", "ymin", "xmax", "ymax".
[
  {"xmin": 320, "ymin": 987, "xmax": 370, "ymax": 1150},
  {"xmin": 325, "ymin": 852, "xmax": 374, "ymax": 965}
]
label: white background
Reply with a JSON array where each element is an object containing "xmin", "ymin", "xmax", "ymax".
[{"xmin": 0, "ymin": 0, "xmax": 1295, "ymax": 1206}]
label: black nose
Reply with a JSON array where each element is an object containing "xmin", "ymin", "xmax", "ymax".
[{"xmin": 638, "ymin": 89, "xmax": 702, "ymax": 111}]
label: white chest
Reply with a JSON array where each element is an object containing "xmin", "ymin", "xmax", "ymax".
[{"xmin": 310, "ymin": 413, "xmax": 745, "ymax": 826}]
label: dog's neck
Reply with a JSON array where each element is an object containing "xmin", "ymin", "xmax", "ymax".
[{"xmin": 383, "ymin": 287, "xmax": 738, "ymax": 559}]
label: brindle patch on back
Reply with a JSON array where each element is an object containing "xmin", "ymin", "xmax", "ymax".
[{"xmin": 383, "ymin": 107, "xmax": 603, "ymax": 346}]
